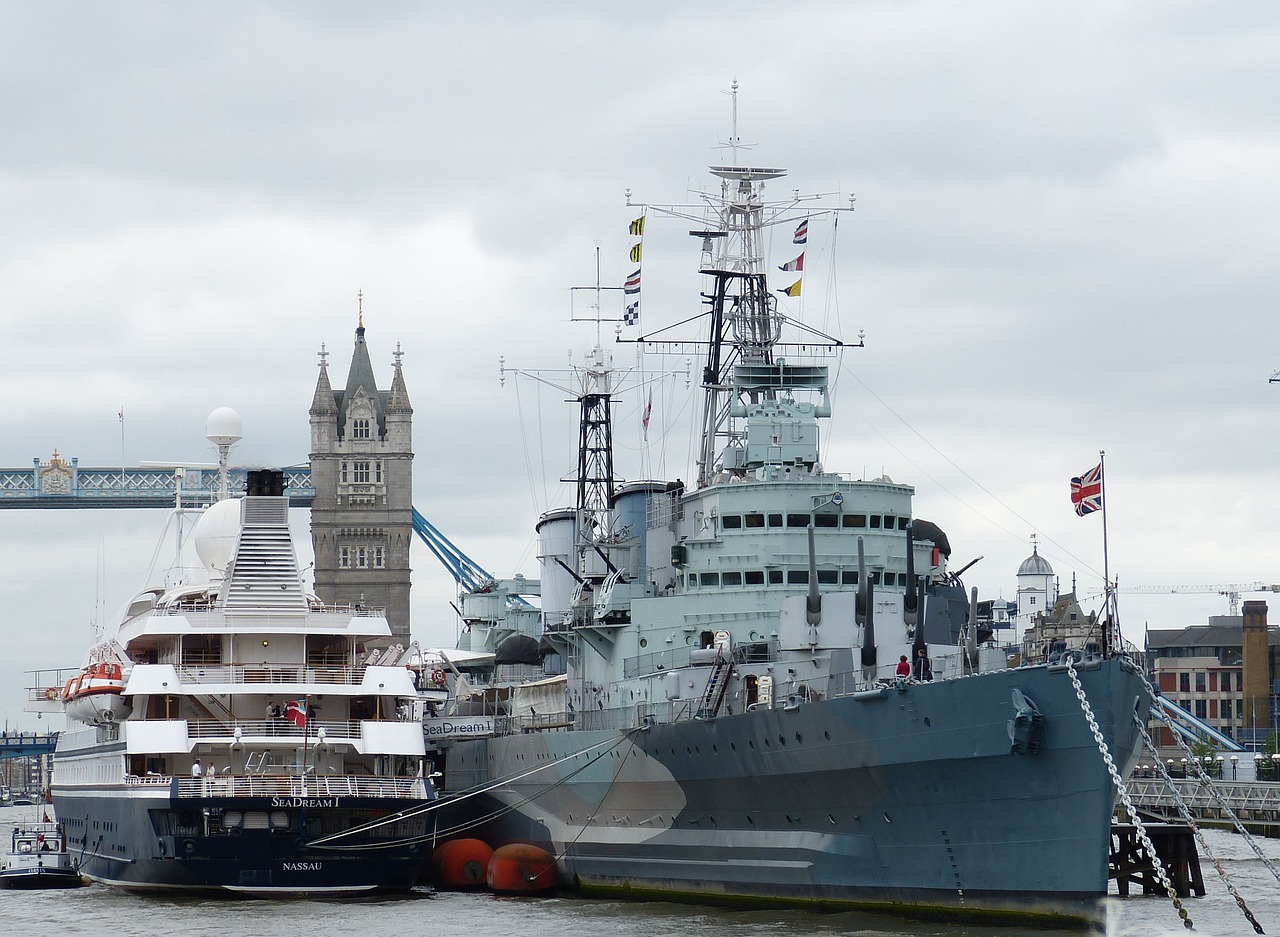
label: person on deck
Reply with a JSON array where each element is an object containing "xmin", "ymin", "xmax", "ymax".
[
  {"xmin": 912, "ymin": 649, "xmax": 933, "ymax": 682},
  {"xmin": 895, "ymin": 655, "xmax": 911, "ymax": 678}
]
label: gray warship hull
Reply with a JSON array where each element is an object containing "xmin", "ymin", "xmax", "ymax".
[{"xmin": 442, "ymin": 657, "xmax": 1146, "ymax": 926}]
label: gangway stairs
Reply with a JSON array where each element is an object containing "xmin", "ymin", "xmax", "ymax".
[{"xmin": 695, "ymin": 651, "xmax": 733, "ymax": 720}]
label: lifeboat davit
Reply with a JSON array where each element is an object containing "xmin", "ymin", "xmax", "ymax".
[
  {"xmin": 432, "ymin": 838, "xmax": 493, "ymax": 889},
  {"xmin": 486, "ymin": 843, "xmax": 557, "ymax": 894},
  {"xmin": 62, "ymin": 661, "xmax": 132, "ymax": 726}
]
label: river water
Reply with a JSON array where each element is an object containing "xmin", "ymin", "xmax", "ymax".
[{"xmin": 1, "ymin": 805, "xmax": 1275, "ymax": 936}]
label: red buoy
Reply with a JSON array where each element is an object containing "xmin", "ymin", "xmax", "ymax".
[
  {"xmin": 433, "ymin": 838, "xmax": 493, "ymax": 889},
  {"xmin": 486, "ymin": 842, "xmax": 557, "ymax": 894}
]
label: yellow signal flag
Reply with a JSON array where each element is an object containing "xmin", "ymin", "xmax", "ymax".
[
  {"xmin": 778, "ymin": 278, "xmax": 802, "ymax": 298},
  {"xmin": 629, "ymin": 215, "xmax": 645, "ymax": 237},
  {"xmin": 629, "ymin": 242, "xmax": 643, "ymax": 264}
]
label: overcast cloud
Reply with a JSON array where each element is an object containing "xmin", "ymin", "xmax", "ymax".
[{"xmin": 3, "ymin": 1, "xmax": 1280, "ymax": 726}]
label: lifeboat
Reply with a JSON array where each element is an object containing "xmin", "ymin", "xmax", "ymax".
[{"xmin": 62, "ymin": 661, "xmax": 132, "ymax": 725}]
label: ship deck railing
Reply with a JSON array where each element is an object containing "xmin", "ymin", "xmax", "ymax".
[
  {"xmin": 127, "ymin": 774, "xmax": 430, "ymax": 800},
  {"xmin": 494, "ymin": 653, "xmax": 1036, "ymax": 736},
  {"xmin": 169, "ymin": 664, "xmax": 385, "ymax": 686},
  {"xmin": 183, "ymin": 717, "xmax": 412, "ymax": 740}
]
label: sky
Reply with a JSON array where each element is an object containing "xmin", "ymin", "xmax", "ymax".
[{"xmin": 3, "ymin": 1, "xmax": 1280, "ymax": 728}]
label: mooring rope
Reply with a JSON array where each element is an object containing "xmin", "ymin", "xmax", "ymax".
[
  {"xmin": 1065, "ymin": 657, "xmax": 1193, "ymax": 931},
  {"xmin": 1134, "ymin": 717, "xmax": 1265, "ymax": 934}
]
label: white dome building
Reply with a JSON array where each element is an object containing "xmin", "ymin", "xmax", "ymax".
[{"xmin": 1015, "ymin": 541, "xmax": 1056, "ymax": 635}]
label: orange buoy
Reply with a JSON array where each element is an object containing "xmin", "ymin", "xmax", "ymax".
[
  {"xmin": 433, "ymin": 838, "xmax": 493, "ymax": 889},
  {"xmin": 486, "ymin": 842, "xmax": 557, "ymax": 894}
]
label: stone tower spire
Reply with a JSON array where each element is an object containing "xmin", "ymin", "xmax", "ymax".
[{"xmin": 309, "ymin": 304, "xmax": 414, "ymax": 644}]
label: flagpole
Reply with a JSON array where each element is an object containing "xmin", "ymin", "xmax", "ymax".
[{"xmin": 1098, "ymin": 449, "xmax": 1117, "ymax": 654}]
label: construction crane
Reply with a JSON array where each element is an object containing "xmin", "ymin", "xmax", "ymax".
[{"xmin": 1118, "ymin": 582, "xmax": 1280, "ymax": 616}]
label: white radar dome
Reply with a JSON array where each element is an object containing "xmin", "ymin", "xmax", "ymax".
[
  {"xmin": 206, "ymin": 407, "xmax": 243, "ymax": 447},
  {"xmin": 193, "ymin": 498, "xmax": 242, "ymax": 575}
]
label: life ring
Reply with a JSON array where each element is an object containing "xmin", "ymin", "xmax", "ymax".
[
  {"xmin": 431, "ymin": 669, "xmax": 446, "ymax": 686},
  {"xmin": 44, "ymin": 687, "xmax": 59, "ymax": 701}
]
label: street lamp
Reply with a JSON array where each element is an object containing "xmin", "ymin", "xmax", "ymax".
[
  {"xmin": 1216, "ymin": 755, "xmax": 1224, "ymax": 779},
  {"xmin": 1255, "ymin": 753, "xmax": 1264, "ymax": 781},
  {"xmin": 1231, "ymin": 754, "xmax": 1238, "ymax": 780}
]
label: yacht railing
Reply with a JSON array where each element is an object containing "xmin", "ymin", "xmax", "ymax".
[
  {"xmin": 137, "ymin": 775, "xmax": 430, "ymax": 799},
  {"xmin": 180, "ymin": 717, "xmax": 415, "ymax": 740},
  {"xmin": 175, "ymin": 665, "xmax": 373, "ymax": 686}
]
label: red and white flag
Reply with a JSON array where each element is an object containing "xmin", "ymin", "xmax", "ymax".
[
  {"xmin": 285, "ymin": 699, "xmax": 308, "ymax": 728},
  {"xmin": 792, "ymin": 219, "xmax": 808, "ymax": 244},
  {"xmin": 1070, "ymin": 464, "xmax": 1103, "ymax": 516},
  {"xmin": 779, "ymin": 252, "xmax": 805, "ymax": 272}
]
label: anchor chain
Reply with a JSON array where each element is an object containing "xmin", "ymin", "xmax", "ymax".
[
  {"xmin": 1135, "ymin": 717, "xmax": 1265, "ymax": 934},
  {"xmin": 1133, "ymin": 661, "xmax": 1280, "ymax": 886},
  {"xmin": 1065, "ymin": 657, "xmax": 1193, "ymax": 931}
]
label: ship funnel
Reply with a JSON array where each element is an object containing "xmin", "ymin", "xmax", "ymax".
[
  {"xmin": 903, "ymin": 525, "xmax": 919, "ymax": 629},
  {"xmin": 856, "ymin": 536, "xmax": 876, "ymax": 669}
]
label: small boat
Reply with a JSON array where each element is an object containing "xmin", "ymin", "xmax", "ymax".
[{"xmin": 0, "ymin": 822, "xmax": 83, "ymax": 889}]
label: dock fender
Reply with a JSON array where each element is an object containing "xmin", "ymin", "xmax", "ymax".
[{"xmin": 1008, "ymin": 688, "xmax": 1046, "ymax": 755}]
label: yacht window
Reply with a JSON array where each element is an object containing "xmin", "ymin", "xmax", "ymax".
[
  {"xmin": 722, "ymin": 515, "xmax": 743, "ymax": 530},
  {"xmin": 883, "ymin": 516, "xmax": 896, "ymax": 529},
  {"xmin": 870, "ymin": 571, "xmax": 882, "ymax": 584},
  {"xmin": 841, "ymin": 570, "xmax": 859, "ymax": 584},
  {"xmin": 844, "ymin": 514, "xmax": 867, "ymax": 528},
  {"xmin": 721, "ymin": 571, "xmax": 742, "ymax": 587},
  {"xmin": 700, "ymin": 573, "xmax": 720, "ymax": 587},
  {"xmin": 898, "ymin": 517, "xmax": 910, "ymax": 530},
  {"xmin": 787, "ymin": 514, "xmax": 810, "ymax": 528},
  {"xmin": 685, "ymin": 575, "xmax": 696, "ymax": 590},
  {"xmin": 745, "ymin": 570, "xmax": 765, "ymax": 585},
  {"xmin": 768, "ymin": 570, "xmax": 784, "ymax": 585},
  {"xmin": 767, "ymin": 513, "xmax": 784, "ymax": 528},
  {"xmin": 744, "ymin": 513, "xmax": 765, "ymax": 529},
  {"xmin": 787, "ymin": 570, "xmax": 809, "ymax": 585},
  {"xmin": 817, "ymin": 570, "xmax": 838, "ymax": 584},
  {"xmin": 869, "ymin": 516, "xmax": 882, "ymax": 529},
  {"xmin": 814, "ymin": 514, "xmax": 838, "ymax": 528}
]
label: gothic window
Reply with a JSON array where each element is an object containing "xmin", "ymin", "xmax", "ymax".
[
  {"xmin": 375, "ymin": 461, "xmax": 383, "ymax": 483},
  {"xmin": 353, "ymin": 461, "xmax": 370, "ymax": 483},
  {"xmin": 372, "ymin": 546, "xmax": 385, "ymax": 568},
  {"xmin": 353, "ymin": 418, "xmax": 371, "ymax": 439},
  {"xmin": 356, "ymin": 546, "xmax": 369, "ymax": 568},
  {"xmin": 340, "ymin": 462, "xmax": 348, "ymax": 483},
  {"xmin": 339, "ymin": 546, "xmax": 351, "ymax": 568}
]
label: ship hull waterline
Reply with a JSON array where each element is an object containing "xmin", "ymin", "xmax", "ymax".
[
  {"xmin": 52, "ymin": 787, "xmax": 433, "ymax": 895},
  {"xmin": 439, "ymin": 658, "xmax": 1145, "ymax": 927}
]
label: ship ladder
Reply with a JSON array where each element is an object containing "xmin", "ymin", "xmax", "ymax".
[
  {"xmin": 1064, "ymin": 657, "xmax": 1194, "ymax": 931},
  {"xmin": 695, "ymin": 651, "xmax": 733, "ymax": 720}
]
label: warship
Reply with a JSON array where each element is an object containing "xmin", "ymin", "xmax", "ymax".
[{"xmin": 429, "ymin": 98, "xmax": 1149, "ymax": 926}]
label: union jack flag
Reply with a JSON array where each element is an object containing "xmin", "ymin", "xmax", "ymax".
[{"xmin": 1070, "ymin": 463, "xmax": 1103, "ymax": 516}]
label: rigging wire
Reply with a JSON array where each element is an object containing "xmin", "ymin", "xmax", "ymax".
[{"xmin": 836, "ymin": 356, "xmax": 1105, "ymax": 583}]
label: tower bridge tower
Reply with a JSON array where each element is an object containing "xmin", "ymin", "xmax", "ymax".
[{"xmin": 309, "ymin": 305, "xmax": 413, "ymax": 643}]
